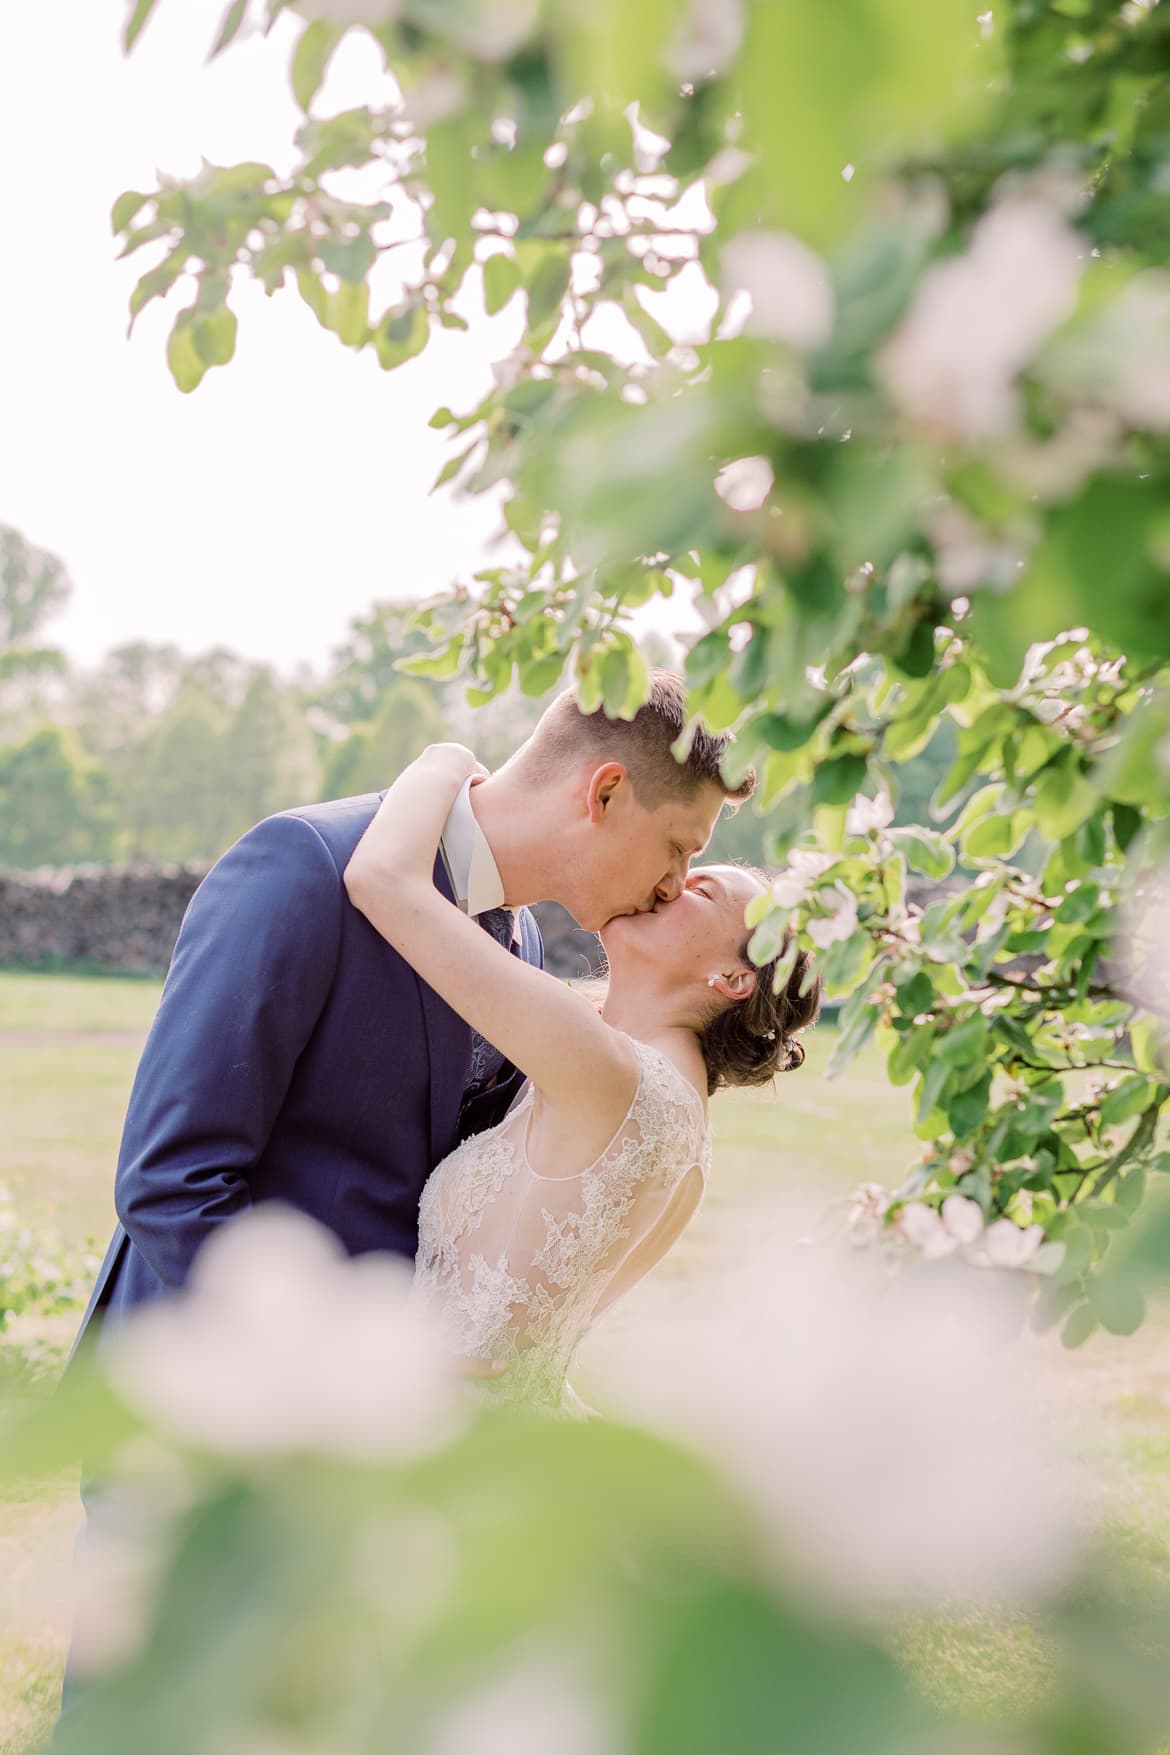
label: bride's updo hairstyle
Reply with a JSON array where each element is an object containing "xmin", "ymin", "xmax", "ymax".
[{"xmin": 699, "ymin": 869, "xmax": 822, "ymax": 1097}]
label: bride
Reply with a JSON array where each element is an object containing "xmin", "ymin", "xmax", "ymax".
[{"xmin": 344, "ymin": 743, "xmax": 820, "ymax": 1415}]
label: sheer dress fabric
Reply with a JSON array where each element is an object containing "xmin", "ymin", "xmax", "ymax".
[{"xmin": 410, "ymin": 1035, "xmax": 711, "ymax": 1415}]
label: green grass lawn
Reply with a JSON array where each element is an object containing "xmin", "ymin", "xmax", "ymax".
[{"xmin": 1, "ymin": 971, "xmax": 1169, "ymax": 1754}]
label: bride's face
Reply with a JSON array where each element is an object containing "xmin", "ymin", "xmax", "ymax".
[{"xmin": 599, "ymin": 864, "xmax": 766, "ymax": 993}]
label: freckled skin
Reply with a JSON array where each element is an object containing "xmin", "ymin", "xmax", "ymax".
[{"xmin": 600, "ymin": 864, "xmax": 766, "ymax": 988}]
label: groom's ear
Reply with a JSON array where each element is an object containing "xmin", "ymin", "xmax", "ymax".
[{"xmin": 585, "ymin": 762, "xmax": 629, "ymax": 823}]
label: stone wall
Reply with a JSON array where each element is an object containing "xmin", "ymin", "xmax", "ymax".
[{"xmin": 0, "ymin": 862, "xmax": 604, "ymax": 982}]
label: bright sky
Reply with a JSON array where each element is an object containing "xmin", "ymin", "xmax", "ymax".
[{"xmin": 2, "ymin": 2, "xmax": 701, "ymax": 677}]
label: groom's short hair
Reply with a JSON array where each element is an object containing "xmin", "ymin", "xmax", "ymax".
[{"xmin": 528, "ymin": 669, "xmax": 755, "ymax": 809}]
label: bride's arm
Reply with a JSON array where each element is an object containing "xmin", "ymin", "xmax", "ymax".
[{"xmin": 344, "ymin": 745, "xmax": 638, "ymax": 1126}]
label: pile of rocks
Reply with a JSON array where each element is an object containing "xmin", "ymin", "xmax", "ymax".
[
  {"xmin": 0, "ymin": 863, "xmax": 206, "ymax": 975},
  {"xmin": 0, "ymin": 862, "xmax": 603, "ymax": 982}
]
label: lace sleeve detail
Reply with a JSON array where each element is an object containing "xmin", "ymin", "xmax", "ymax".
[{"xmin": 411, "ymin": 1036, "xmax": 710, "ymax": 1410}]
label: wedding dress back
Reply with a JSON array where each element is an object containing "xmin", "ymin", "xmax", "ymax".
[{"xmin": 411, "ymin": 1034, "xmax": 711, "ymax": 1414}]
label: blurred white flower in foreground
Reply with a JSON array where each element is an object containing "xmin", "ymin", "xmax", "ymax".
[
  {"xmin": 715, "ymin": 454, "xmax": 774, "ymax": 512},
  {"xmin": 607, "ymin": 1244, "xmax": 1091, "ymax": 1613},
  {"xmin": 668, "ymin": 0, "xmax": 744, "ymax": 80},
  {"xmin": 721, "ymin": 231, "xmax": 835, "ymax": 349},
  {"xmin": 878, "ymin": 200, "xmax": 1082, "ymax": 438},
  {"xmin": 107, "ymin": 1205, "xmax": 461, "ymax": 1460},
  {"xmin": 430, "ymin": 1647, "xmax": 617, "ymax": 1755}
]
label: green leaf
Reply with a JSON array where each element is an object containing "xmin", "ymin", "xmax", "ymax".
[
  {"xmin": 519, "ymin": 655, "xmax": 566, "ymax": 697},
  {"xmin": 915, "ymin": 1054, "xmax": 952, "ymax": 1125},
  {"xmin": 395, "ymin": 635, "xmax": 464, "ymax": 680},
  {"xmin": 295, "ymin": 266, "xmax": 328, "ymax": 326},
  {"xmin": 1100, "ymin": 1076, "xmax": 1155, "ymax": 1129},
  {"xmin": 165, "ymin": 314, "xmax": 209, "ymax": 394},
  {"xmin": 826, "ymin": 974, "xmax": 883, "ymax": 1078},
  {"xmin": 813, "ymin": 753, "xmax": 868, "ymax": 808},
  {"xmin": 526, "ymin": 253, "xmax": 571, "ymax": 327},
  {"xmin": 327, "ymin": 279, "xmax": 369, "ymax": 348},
  {"xmin": 1088, "ymin": 1272, "xmax": 1147, "ymax": 1337},
  {"xmin": 888, "ymin": 827, "xmax": 955, "ymax": 879},
  {"xmin": 936, "ymin": 1012, "xmax": 990, "ymax": 1067},
  {"xmin": 111, "ymin": 189, "xmax": 150, "ymax": 234},
  {"xmin": 963, "ymin": 812, "xmax": 1021, "ymax": 862},
  {"xmin": 1033, "ymin": 763, "xmax": 1099, "ymax": 843},
  {"xmin": 373, "ymin": 302, "xmax": 428, "ymax": 371},
  {"xmin": 210, "ymin": 0, "xmax": 249, "ymax": 57},
  {"xmin": 292, "ymin": 19, "xmax": 343, "ymax": 113},
  {"xmin": 320, "ymin": 234, "xmax": 377, "ymax": 283},
  {"xmin": 947, "ymin": 1069, "xmax": 991, "ymax": 1138},
  {"xmin": 1061, "ymin": 1302, "xmax": 1099, "ymax": 1349},
  {"xmin": 483, "ymin": 252, "xmax": 523, "ymax": 316},
  {"xmin": 124, "ymin": 0, "xmax": 162, "ymax": 51},
  {"xmin": 193, "ymin": 304, "xmax": 238, "ymax": 366}
]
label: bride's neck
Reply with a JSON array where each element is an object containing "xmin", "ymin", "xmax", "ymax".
[{"xmin": 600, "ymin": 972, "xmax": 696, "ymax": 1050}]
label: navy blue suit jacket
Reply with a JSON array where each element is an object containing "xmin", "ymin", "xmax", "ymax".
[{"xmin": 63, "ymin": 791, "xmax": 542, "ymax": 1377}]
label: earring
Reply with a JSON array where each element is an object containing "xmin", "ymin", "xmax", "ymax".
[{"xmin": 706, "ymin": 976, "xmax": 719, "ymax": 987}]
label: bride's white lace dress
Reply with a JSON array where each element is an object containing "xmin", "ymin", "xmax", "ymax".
[{"xmin": 410, "ymin": 1034, "xmax": 711, "ymax": 1415}]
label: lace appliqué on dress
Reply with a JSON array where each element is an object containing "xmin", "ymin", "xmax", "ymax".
[{"xmin": 410, "ymin": 1038, "xmax": 711, "ymax": 1416}]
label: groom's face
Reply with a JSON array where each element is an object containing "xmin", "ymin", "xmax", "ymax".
[{"xmin": 576, "ymin": 769, "xmax": 726, "ymax": 933}]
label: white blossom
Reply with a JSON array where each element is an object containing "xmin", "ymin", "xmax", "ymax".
[
  {"xmin": 806, "ymin": 881, "xmax": 859, "ymax": 948},
  {"xmin": 845, "ymin": 1181, "xmax": 895, "ymax": 1247},
  {"xmin": 606, "ymin": 1245, "xmax": 1091, "ymax": 1612},
  {"xmin": 107, "ymin": 1205, "xmax": 462, "ymax": 1461},
  {"xmin": 940, "ymin": 1193, "xmax": 986, "ymax": 1245},
  {"xmin": 721, "ymin": 231, "xmax": 835, "ymax": 349},
  {"xmin": 769, "ymin": 848, "xmax": 837, "ymax": 910},
  {"xmin": 878, "ymin": 200, "xmax": 1082, "ymax": 439},
  {"xmin": 714, "ymin": 454, "xmax": 774, "ymax": 513},
  {"xmin": 899, "ymin": 1200, "xmax": 959, "ymax": 1260},
  {"xmin": 968, "ymin": 1218, "xmax": 1045, "ymax": 1270},
  {"xmin": 846, "ymin": 791, "xmax": 895, "ymax": 836}
]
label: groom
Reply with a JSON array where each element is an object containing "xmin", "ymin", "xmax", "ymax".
[{"xmin": 64, "ymin": 670, "xmax": 749, "ymax": 1379}]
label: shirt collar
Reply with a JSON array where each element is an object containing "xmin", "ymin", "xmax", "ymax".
[{"xmin": 440, "ymin": 777, "xmax": 519, "ymax": 940}]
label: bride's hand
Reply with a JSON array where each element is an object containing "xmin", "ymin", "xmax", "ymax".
[
  {"xmin": 410, "ymin": 742, "xmax": 490, "ymax": 787},
  {"xmin": 345, "ymin": 739, "xmax": 491, "ymax": 900}
]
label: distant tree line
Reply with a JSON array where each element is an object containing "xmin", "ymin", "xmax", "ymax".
[{"xmin": 0, "ymin": 522, "xmax": 953, "ymax": 872}]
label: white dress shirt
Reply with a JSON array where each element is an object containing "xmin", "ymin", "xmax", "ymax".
[{"xmin": 439, "ymin": 778, "xmax": 521, "ymax": 944}]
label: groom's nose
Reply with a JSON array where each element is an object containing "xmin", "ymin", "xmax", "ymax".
[{"xmin": 655, "ymin": 869, "xmax": 685, "ymax": 904}]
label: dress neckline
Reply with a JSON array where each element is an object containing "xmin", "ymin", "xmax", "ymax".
[{"xmin": 517, "ymin": 1031, "xmax": 708, "ymax": 1183}]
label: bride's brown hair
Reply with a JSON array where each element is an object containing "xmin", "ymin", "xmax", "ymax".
[
  {"xmin": 582, "ymin": 865, "xmax": 822, "ymax": 1096},
  {"xmin": 698, "ymin": 866, "xmax": 822, "ymax": 1096}
]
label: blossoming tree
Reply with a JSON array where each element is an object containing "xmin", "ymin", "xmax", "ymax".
[{"xmin": 110, "ymin": 0, "xmax": 1170, "ymax": 1341}]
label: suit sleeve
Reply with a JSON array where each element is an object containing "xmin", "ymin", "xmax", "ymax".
[{"xmin": 113, "ymin": 812, "xmax": 343, "ymax": 1289}]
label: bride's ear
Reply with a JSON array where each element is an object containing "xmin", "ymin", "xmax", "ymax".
[{"xmin": 707, "ymin": 967, "xmax": 756, "ymax": 1003}]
